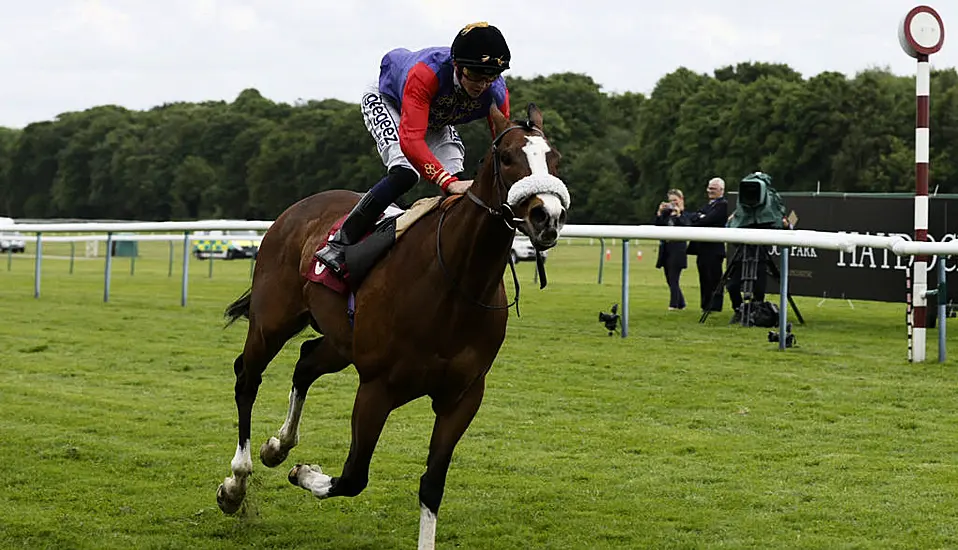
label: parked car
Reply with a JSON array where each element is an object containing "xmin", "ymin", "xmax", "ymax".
[
  {"xmin": 192, "ymin": 230, "xmax": 261, "ymax": 260},
  {"xmin": 0, "ymin": 231, "xmax": 26, "ymax": 253},
  {"xmin": 511, "ymin": 235, "xmax": 547, "ymax": 263}
]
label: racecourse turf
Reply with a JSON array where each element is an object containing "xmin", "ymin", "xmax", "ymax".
[{"xmin": 1, "ymin": 238, "xmax": 957, "ymax": 549}]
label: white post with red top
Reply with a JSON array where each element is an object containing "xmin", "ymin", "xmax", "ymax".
[{"xmin": 899, "ymin": 5, "xmax": 945, "ymax": 362}]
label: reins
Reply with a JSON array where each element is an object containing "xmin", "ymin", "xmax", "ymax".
[{"xmin": 434, "ymin": 122, "xmax": 544, "ymax": 314}]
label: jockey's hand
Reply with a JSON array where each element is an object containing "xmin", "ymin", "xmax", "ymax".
[{"xmin": 445, "ymin": 179, "xmax": 473, "ymax": 195}]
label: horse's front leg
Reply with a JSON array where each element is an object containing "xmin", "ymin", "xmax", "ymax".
[
  {"xmin": 418, "ymin": 378, "xmax": 486, "ymax": 550},
  {"xmin": 289, "ymin": 378, "xmax": 394, "ymax": 499}
]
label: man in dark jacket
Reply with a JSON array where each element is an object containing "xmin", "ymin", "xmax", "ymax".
[{"xmin": 686, "ymin": 177, "xmax": 729, "ymax": 312}]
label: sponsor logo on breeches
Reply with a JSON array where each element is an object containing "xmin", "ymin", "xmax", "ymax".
[{"xmin": 363, "ymin": 93, "xmax": 398, "ymax": 150}]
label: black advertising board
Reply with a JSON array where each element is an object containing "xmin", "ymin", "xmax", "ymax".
[{"xmin": 725, "ymin": 194, "xmax": 958, "ymax": 303}]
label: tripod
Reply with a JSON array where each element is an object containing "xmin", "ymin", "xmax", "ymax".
[{"xmin": 699, "ymin": 244, "xmax": 804, "ymax": 326}]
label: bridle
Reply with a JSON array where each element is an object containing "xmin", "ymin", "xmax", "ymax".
[
  {"xmin": 435, "ymin": 120, "xmax": 548, "ymax": 313},
  {"xmin": 465, "ymin": 120, "xmax": 542, "ymax": 230}
]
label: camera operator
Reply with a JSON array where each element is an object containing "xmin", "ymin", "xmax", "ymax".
[
  {"xmin": 725, "ymin": 172, "xmax": 789, "ymax": 325},
  {"xmin": 687, "ymin": 177, "xmax": 728, "ymax": 314},
  {"xmin": 655, "ymin": 189, "xmax": 691, "ymax": 311}
]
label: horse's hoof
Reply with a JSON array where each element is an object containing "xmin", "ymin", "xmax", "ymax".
[
  {"xmin": 260, "ymin": 437, "xmax": 289, "ymax": 468},
  {"xmin": 288, "ymin": 464, "xmax": 333, "ymax": 498},
  {"xmin": 216, "ymin": 483, "xmax": 243, "ymax": 515},
  {"xmin": 288, "ymin": 464, "xmax": 304, "ymax": 487}
]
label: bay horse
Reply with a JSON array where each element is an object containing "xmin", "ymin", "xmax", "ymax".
[{"xmin": 216, "ymin": 103, "xmax": 569, "ymax": 549}]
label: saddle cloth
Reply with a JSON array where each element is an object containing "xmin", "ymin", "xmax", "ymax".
[{"xmin": 305, "ymin": 195, "xmax": 444, "ymax": 295}]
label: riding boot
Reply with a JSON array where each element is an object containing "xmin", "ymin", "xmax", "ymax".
[{"xmin": 314, "ymin": 193, "xmax": 388, "ymax": 276}]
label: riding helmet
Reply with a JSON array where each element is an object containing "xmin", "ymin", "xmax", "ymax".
[{"xmin": 450, "ymin": 22, "xmax": 511, "ymax": 76}]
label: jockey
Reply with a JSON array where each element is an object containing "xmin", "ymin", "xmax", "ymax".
[{"xmin": 315, "ymin": 21, "xmax": 512, "ymax": 277}]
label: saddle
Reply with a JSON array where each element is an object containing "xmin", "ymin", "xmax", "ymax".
[{"xmin": 305, "ymin": 195, "xmax": 453, "ymax": 295}]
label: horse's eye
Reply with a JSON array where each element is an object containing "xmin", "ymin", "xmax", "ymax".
[{"xmin": 500, "ymin": 151, "xmax": 514, "ymax": 167}]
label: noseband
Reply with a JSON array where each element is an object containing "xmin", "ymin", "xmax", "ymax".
[{"xmin": 435, "ymin": 120, "xmax": 545, "ymax": 312}]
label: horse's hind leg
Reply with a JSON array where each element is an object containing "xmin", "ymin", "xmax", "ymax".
[
  {"xmin": 288, "ymin": 378, "xmax": 394, "ymax": 499},
  {"xmin": 260, "ymin": 336, "xmax": 351, "ymax": 468},
  {"xmin": 417, "ymin": 379, "xmax": 486, "ymax": 550},
  {"xmin": 217, "ymin": 315, "xmax": 305, "ymax": 515}
]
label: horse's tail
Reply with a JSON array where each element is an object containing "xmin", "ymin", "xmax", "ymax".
[{"xmin": 224, "ymin": 288, "xmax": 252, "ymax": 327}]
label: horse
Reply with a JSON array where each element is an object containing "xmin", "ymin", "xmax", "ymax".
[{"xmin": 216, "ymin": 102, "xmax": 569, "ymax": 549}]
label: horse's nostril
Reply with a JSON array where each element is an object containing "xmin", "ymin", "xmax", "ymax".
[
  {"xmin": 530, "ymin": 206, "xmax": 548, "ymax": 225},
  {"xmin": 558, "ymin": 209, "xmax": 567, "ymax": 226},
  {"xmin": 543, "ymin": 228, "xmax": 558, "ymax": 242}
]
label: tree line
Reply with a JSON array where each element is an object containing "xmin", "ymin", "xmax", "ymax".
[{"xmin": 1, "ymin": 62, "xmax": 956, "ymax": 224}]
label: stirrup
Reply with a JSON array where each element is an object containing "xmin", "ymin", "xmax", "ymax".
[{"xmin": 315, "ymin": 241, "xmax": 347, "ymax": 275}]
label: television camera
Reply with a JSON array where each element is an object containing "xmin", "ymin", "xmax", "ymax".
[{"xmin": 700, "ymin": 171, "xmax": 804, "ymax": 329}]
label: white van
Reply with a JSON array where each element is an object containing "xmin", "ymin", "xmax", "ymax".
[
  {"xmin": 0, "ymin": 231, "xmax": 25, "ymax": 253},
  {"xmin": 511, "ymin": 235, "xmax": 547, "ymax": 263}
]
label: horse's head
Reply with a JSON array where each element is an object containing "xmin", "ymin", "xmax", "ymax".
[{"xmin": 483, "ymin": 103, "xmax": 569, "ymax": 250}]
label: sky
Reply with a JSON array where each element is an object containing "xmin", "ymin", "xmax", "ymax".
[{"xmin": 0, "ymin": 0, "xmax": 954, "ymax": 129}]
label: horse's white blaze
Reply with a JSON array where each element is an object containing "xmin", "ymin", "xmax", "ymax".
[
  {"xmin": 506, "ymin": 135, "xmax": 570, "ymax": 209},
  {"xmin": 418, "ymin": 502, "xmax": 437, "ymax": 550},
  {"xmin": 278, "ymin": 388, "xmax": 305, "ymax": 447},
  {"xmin": 536, "ymin": 193, "xmax": 564, "ymax": 219},
  {"xmin": 522, "ymin": 135, "xmax": 551, "ymax": 175}
]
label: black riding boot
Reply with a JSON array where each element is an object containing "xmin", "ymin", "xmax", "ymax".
[{"xmin": 315, "ymin": 193, "xmax": 388, "ymax": 276}]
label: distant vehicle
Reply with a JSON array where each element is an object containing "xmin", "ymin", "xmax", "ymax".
[
  {"xmin": 511, "ymin": 234, "xmax": 547, "ymax": 264},
  {"xmin": 0, "ymin": 231, "xmax": 26, "ymax": 253},
  {"xmin": 192, "ymin": 230, "xmax": 261, "ymax": 260}
]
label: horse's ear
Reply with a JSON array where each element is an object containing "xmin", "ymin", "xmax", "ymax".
[
  {"xmin": 489, "ymin": 103, "xmax": 510, "ymax": 135},
  {"xmin": 527, "ymin": 103, "xmax": 544, "ymax": 131}
]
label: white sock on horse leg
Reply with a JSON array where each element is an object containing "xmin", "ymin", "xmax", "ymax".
[{"xmin": 418, "ymin": 502, "xmax": 437, "ymax": 550}]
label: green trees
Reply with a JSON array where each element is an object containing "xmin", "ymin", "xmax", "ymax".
[{"xmin": 1, "ymin": 65, "xmax": 956, "ymax": 223}]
